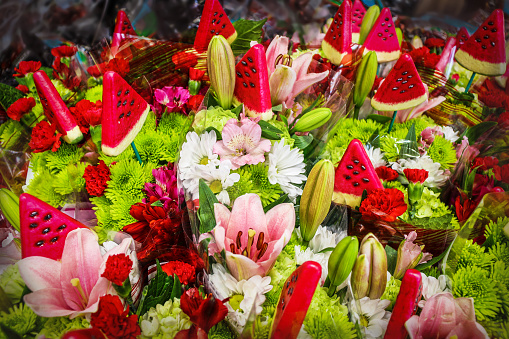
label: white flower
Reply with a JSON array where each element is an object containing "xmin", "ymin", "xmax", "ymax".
[
  {"xmin": 295, "ymin": 246, "xmax": 330, "ymax": 284},
  {"xmin": 364, "ymin": 145, "xmax": 387, "ymax": 169},
  {"xmin": 350, "ymin": 297, "xmax": 391, "ymax": 339},
  {"xmin": 187, "ymin": 160, "xmax": 240, "ymax": 204},
  {"xmin": 308, "ymin": 225, "xmax": 345, "ymax": 253},
  {"xmin": 440, "ymin": 126, "xmax": 460, "ymax": 143},
  {"xmin": 267, "ymin": 139, "xmax": 307, "ymax": 200},
  {"xmin": 419, "ymin": 273, "xmax": 450, "ymax": 307},
  {"xmin": 394, "ymin": 155, "xmax": 448, "ymax": 188}
]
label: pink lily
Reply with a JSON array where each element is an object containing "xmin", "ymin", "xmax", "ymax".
[
  {"xmin": 266, "ymin": 35, "xmax": 329, "ymax": 106},
  {"xmin": 18, "ymin": 228, "xmax": 132, "ymax": 318},
  {"xmin": 405, "ymin": 292, "xmax": 488, "ymax": 339},
  {"xmin": 210, "ymin": 193, "xmax": 295, "ymax": 280},
  {"xmin": 393, "ymin": 231, "xmax": 432, "ymax": 279}
]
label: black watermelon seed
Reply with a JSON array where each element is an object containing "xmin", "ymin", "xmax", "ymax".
[
  {"xmin": 117, "ymin": 90, "xmax": 122, "ymax": 96},
  {"xmin": 333, "ymin": 36, "xmax": 336, "ymax": 40},
  {"xmin": 119, "ymin": 113, "xmax": 124, "ymax": 119},
  {"xmin": 57, "ymin": 224, "xmax": 67, "ymax": 231},
  {"xmin": 361, "ymin": 165, "xmax": 366, "ymax": 170},
  {"xmin": 247, "ymin": 57, "xmax": 253, "ymax": 63},
  {"xmin": 338, "ymin": 13, "xmax": 342, "ymax": 17},
  {"xmin": 250, "ymin": 82, "xmax": 255, "ymax": 88},
  {"xmin": 354, "ymin": 159, "xmax": 359, "ymax": 164},
  {"xmin": 50, "ymin": 237, "xmax": 58, "ymax": 243},
  {"xmin": 392, "ymin": 87, "xmax": 398, "ymax": 90},
  {"xmin": 339, "ymin": 21, "xmax": 343, "ymax": 25},
  {"xmin": 400, "ymin": 90, "xmax": 406, "ymax": 93},
  {"xmin": 244, "ymin": 72, "xmax": 250, "ymax": 77},
  {"xmin": 492, "ymin": 28, "xmax": 497, "ymax": 32},
  {"xmin": 251, "ymin": 68, "xmax": 256, "ymax": 73},
  {"xmin": 353, "ymin": 170, "xmax": 359, "ymax": 175},
  {"xmin": 484, "ymin": 35, "xmax": 489, "ymax": 39},
  {"xmin": 215, "ymin": 32, "xmax": 219, "ymax": 35},
  {"xmin": 363, "ymin": 178, "xmax": 370, "ymax": 183},
  {"xmin": 482, "ymin": 45, "xmax": 487, "ymax": 49},
  {"xmin": 389, "ymin": 34, "xmax": 393, "ymax": 37},
  {"xmin": 338, "ymin": 33, "xmax": 342, "ymax": 37},
  {"xmin": 44, "ymin": 214, "xmax": 52, "ymax": 221},
  {"xmin": 356, "ymin": 8, "xmax": 359, "ymax": 11},
  {"xmin": 214, "ymin": 11, "xmax": 217, "ymax": 15},
  {"xmin": 383, "ymin": 38, "xmax": 387, "ymax": 41},
  {"xmin": 287, "ymin": 282, "xmax": 290, "ymax": 288},
  {"xmin": 353, "ymin": 13, "xmax": 357, "ymax": 17},
  {"xmin": 381, "ymin": 22, "xmax": 385, "ymax": 26},
  {"xmin": 237, "ymin": 71, "xmax": 242, "ymax": 77},
  {"xmin": 30, "ymin": 211, "xmax": 38, "ymax": 217},
  {"xmin": 334, "ymin": 18, "xmax": 337, "ymax": 24},
  {"xmin": 211, "ymin": 30, "xmax": 215, "ymax": 34},
  {"xmin": 388, "ymin": 24, "xmax": 392, "ymax": 27},
  {"xmin": 408, "ymin": 75, "xmax": 413, "ymax": 78},
  {"xmin": 131, "ymin": 100, "xmax": 135, "ymax": 106},
  {"xmin": 385, "ymin": 17, "xmax": 389, "ymax": 21},
  {"xmin": 385, "ymin": 29, "xmax": 389, "ymax": 32},
  {"xmin": 241, "ymin": 61, "xmax": 247, "ymax": 66},
  {"xmin": 402, "ymin": 80, "xmax": 408, "ymax": 84},
  {"xmin": 36, "ymin": 240, "xmax": 44, "ymax": 247},
  {"xmin": 488, "ymin": 21, "xmax": 494, "ymax": 25},
  {"xmin": 212, "ymin": 19, "xmax": 216, "ymax": 23},
  {"xmin": 29, "ymin": 223, "xmax": 37, "ymax": 228},
  {"xmin": 347, "ymin": 165, "xmax": 354, "ymax": 169},
  {"xmin": 125, "ymin": 90, "xmax": 129, "ymax": 95},
  {"xmin": 409, "ymin": 85, "xmax": 414, "ymax": 88},
  {"xmin": 353, "ymin": 20, "xmax": 356, "ymax": 23},
  {"xmin": 378, "ymin": 33, "xmax": 382, "ymax": 37},
  {"xmin": 346, "ymin": 175, "xmax": 351, "ymax": 180},
  {"xmin": 123, "ymin": 21, "xmax": 127, "ymax": 25},
  {"xmin": 123, "ymin": 100, "xmax": 127, "ymax": 106},
  {"xmin": 42, "ymin": 227, "xmax": 50, "ymax": 234},
  {"xmin": 483, "ymin": 26, "xmax": 488, "ymax": 30},
  {"xmin": 476, "ymin": 38, "xmax": 481, "ymax": 42},
  {"xmin": 222, "ymin": 24, "xmax": 226, "ymax": 29},
  {"xmin": 282, "ymin": 304, "xmax": 286, "ymax": 310},
  {"xmin": 117, "ymin": 101, "xmax": 121, "ymax": 107},
  {"xmin": 331, "ymin": 28, "xmax": 334, "ymax": 32},
  {"xmin": 126, "ymin": 111, "xmax": 131, "ymax": 117},
  {"xmin": 491, "ymin": 42, "xmax": 496, "ymax": 46},
  {"xmin": 353, "ymin": 182, "xmax": 359, "ymax": 187},
  {"xmin": 217, "ymin": 20, "xmax": 221, "ymax": 24},
  {"xmin": 397, "ymin": 78, "xmax": 402, "ymax": 81},
  {"xmin": 402, "ymin": 71, "xmax": 408, "ymax": 75},
  {"xmin": 219, "ymin": 13, "xmax": 223, "ymax": 17},
  {"xmin": 243, "ymin": 82, "xmax": 248, "ymax": 88}
]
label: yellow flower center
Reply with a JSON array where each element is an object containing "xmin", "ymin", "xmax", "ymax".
[
  {"xmin": 200, "ymin": 157, "xmax": 209, "ymax": 165},
  {"xmin": 360, "ymin": 314, "xmax": 370, "ymax": 327},
  {"xmin": 209, "ymin": 180, "xmax": 223, "ymax": 194},
  {"xmin": 71, "ymin": 278, "xmax": 88, "ymax": 309},
  {"xmin": 229, "ymin": 294, "xmax": 244, "ymax": 311}
]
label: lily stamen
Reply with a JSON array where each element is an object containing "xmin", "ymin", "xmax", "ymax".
[
  {"xmin": 257, "ymin": 242, "xmax": 269, "ymax": 259},
  {"xmin": 236, "ymin": 231, "xmax": 243, "ymax": 249},
  {"xmin": 256, "ymin": 232, "xmax": 265, "ymax": 250},
  {"xmin": 245, "ymin": 229, "xmax": 256, "ymax": 257},
  {"xmin": 71, "ymin": 278, "xmax": 89, "ymax": 309}
]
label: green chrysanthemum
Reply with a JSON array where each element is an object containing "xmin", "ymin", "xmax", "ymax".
[
  {"xmin": 37, "ymin": 316, "xmax": 90, "ymax": 339},
  {"xmin": 139, "ymin": 111, "xmax": 158, "ymax": 134},
  {"xmin": 85, "ymin": 84, "xmax": 103, "ymax": 102},
  {"xmin": 209, "ymin": 321, "xmax": 235, "ymax": 339},
  {"xmin": 489, "ymin": 242, "xmax": 509, "ymax": 263},
  {"xmin": 105, "ymin": 159, "xmax": 155, "ymax": 201},
  {"xmin": 0, "ymin": 303, "xmax": 44, "ymax": 339},
  {"xmin": 282, "ymin": 231, "xmax": 303, "ymax": 258},
  {"xmin": 421, "ymin": 266, "xmax": 442, "ymax": 279},
  {"xmin": 239, "ymin": 164, "xmax": 283, "ymax": 207},
  {"xmin": 266, "ymin": 118, "xmax": 293, "ymax": 147},
  {"xmin": 252, "ymin": 316, "xmax": 272, "ymax": 339},
  {"xmin": 484, "ymin": 216, "xmax": 509, "ymax": 247},
  {"xmin": 388, "ymin": 128, "xmax": 409, "ymax": 141},
  {"xmin": 491, "ymin": 261, "xmax": 509, "ymax": 316},
  {"xmin": 108, "ymin": 195, "xmax": 139, "ymax": 229},
  {"xmin": 452, "ymin": 266, "xmax": 501, "ymax": 320},
  {"xmin": 44, "ymin": 143, "xmax": 85, "ymax": 174},
  {"xmin": 158, "ymin": 112, "xmax": 192, "ymax": 137},
  {"xmin": 390, "ymin": 116, "xmax": 436, "ymax": 137},
  {"xmin": 268, "ymin": 250, "xmax": 297, "ymax": 290},
  {"xmin": 480, "ymin": 319, "xmax": 509, "ymax": 339},
  {"xmin": 52, "ymin": 163, "xmax": 86, "ymax": 195},
  {"xmin": 226, "ymin": 170, "xmax": 253, "ymax": 204},
  {"xmin": 457, "ymin": 240, "xmax": 495, "ymax": 269},
  {"xmin": 380, "ymin": 136, "xmax": 400, "ymax": 162},
  {"xmin": 25, "ymin": 169, "xmax": 67, "ymax": 207},
  {"xmin": 99, "ymin": 146, "xmax": 135, "ymax": 166},
  {"xmin": 134, "ymin": 130, "xmax": 171, "ymax": 165},
  {"xmin": 427, "ymin": 135, "xmax": 457, "ymax": 170},
  {"xmin": 383, "ymin": 180, "xmax": 406, "ymax": 192},
  {"xmin": 381, "ymin": 276, "xmax": 402, "ymax": 311}
]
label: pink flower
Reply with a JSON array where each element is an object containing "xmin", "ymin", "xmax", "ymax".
[
  {"xmin": 18, "ymin": 228, "xmax": 132, "ymax": 318},
  {"xmin": 209, "ymin": 194, "xmax": 295, "ymax": 280},
  {"xmin": 213, "ymin": 116, "xmax": 271, "ymax": 169},
  {"xmin": 456, "ymin": 136, "xmax": 480, "ymax": 163},
  {"xmin": 393, "ymin": 231, "xmax": 432, "ymax": 279},
  {"xmin": 405, "ymin": 292, "xmax": 488, "ymax": 339},
  {"xmin": 420, "ymin": 126, "xmax": 444, "ymax": 147},
  {"xmin": 154, "ymin": 86, "xmax": 191, "ymax": 113}
]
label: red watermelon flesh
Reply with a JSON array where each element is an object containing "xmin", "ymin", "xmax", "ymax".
[
  {"xmin": 33, "ymin": 71, "xmax": 83, "ymax": 144},
  {"xmin": 352, "ymin": 0, "xmax": 366, "ymax": 43},
  {"xmin": 20, "ymin": 193, "xmax": 87, "ymax": 260},
  {"xmin": 194, "ymin": 0, "xmax": 237, "ymax": 53},
  {"xmin": 333, "ymin": 139, "xmax": 383, "ymax": 207},
  {"xmin": 362, "ymin": 8, "xmax": 401, "ymax": 62},
  {"xmin": 455, "ymin": 27, "xmax": 470, "ymax": 48},
  {"xmin": 270, "ymin": 261, "xmax": 322, "ymax": 339},
  {"xmin": 101, "ymin": 71, "xmax": 149, "ymax": 156},
  {"xmin": 371, "ymin": 53, "xmax": 427, "ymax": 111},
  {"xmin": 233, "ymin": 44, "xmax": 272, "ymax": 120},
  {"xmin": 321, "ymin": 0, "xmax": 352, "ymax": 65},
  {"xmin": 111, "ymin": 10, "xmax": 137, "ymax": 50},
  {"xmin": 455, "ymin": 9, "xmax": 506, "ymax": 76}
]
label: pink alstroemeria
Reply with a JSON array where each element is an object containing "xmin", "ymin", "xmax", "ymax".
[
  {"xmin": 210, "ymin": 193, "xmax": 295, "ymax": 280},
  {"xmin": 405, "ymin": 292, "xmax": 488, "ymax": 339},
  {"xmin": 213, "ymin": 116, "xmax": 271, "ymax": 169},
  {"xmin": 18, "ymin": 228, "xmax": 132, "ymax": 318},
  {"xmin": 420, "ymin": 126, "xmax": 444, "ymax": 147},
  {"xmin": 154, "ymin": 86, "xmax": 191, "ymax": 113},
  {"xmin": 393, "ymin": 231, "xmax": 432, "ymax": 279},
  {"xmin": 266, "ymin": 35, "xmax": 329, "ymax": 106}
]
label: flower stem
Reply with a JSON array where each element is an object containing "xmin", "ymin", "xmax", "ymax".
[
  {"xmin": 353, "ymin": 105, "xmax": 361, "ymax": 120},
  {"xmin": 387, "ymin": 111, "xmax": 397, "ymax": 133},
  {"xmin": 327, "ymin": 283, "xmax": 337, "ymax": 297},
  {"xmin": 465, "ymin": 72, "xmax": 476, "ymax": 93},
  {"xmin": 131, "ymin": 142, "xmax": 142, "ymax": 164}
]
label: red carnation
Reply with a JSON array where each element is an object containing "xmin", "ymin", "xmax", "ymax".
[
  {"xmin": 29, "ymin": 121, "xmax": 62, "ymax": 153},
  {"xmin": 13, "ymin": 61, "xmax": 41, "ymax": 77},
  {"xmin": 83, "ymin": 160, "xmax": 111, "ymax": 197},
  {"xmin": 187, "ymin": 95, "xmax": 205, "ymax": 112},
  {"xmin": 189, "ymin": 67, "xmax": 205, "ymax": 81},
  {"xmin": 51, "ymin": 45, "xmax": 78, "ymax": 58},
  {"xmin": 87, "ymin": 64, "xmax": 104, "ymax": 78},
  {"xmin": 7, "ymin": 97, "xmax": 35, "ymax": 121},
  {"xmin": 180, "ymin": 288, "xmax": 228, "ymax": 333},
  {"xmin": 375, "ymin": 166, "xmax": 399, "ymax": 181},
  {"xmin": 454, "ymin": 194, "xmax": 478, "ymax": 222},
  {"xmin": 101, "ymin": 253, "xmax": 133, "ymax": 286},
  {"xmin": 403, "ymin": 168, "xmax": 429, "ymax": 184},
  {"xmin": 70, "ymin": 99, "xmax": 102, "ymax": 132},
  {"xmin": 424, "ymin": 37, "xmax": 445, "ymax": 49},
  {"xmin": 16, "ymin": 85, "xmax": 29, "ymax": 94},
  {"xmin": 91, "ymin": 295, "xmax": 140, "ymax": 339},
  {"xmin": 105, "ymin": 58, "xmax": 130, "ymax": 77},
  {"xmin": 423, "ymin": 53, "xmax": 441, "ymax": 69},
  {"xmin": 161, "ymin": 261, "xmax": 196, "ymax": 285},
  {"xmin": 359, "ymin": 188, "xmax": 408, "ymax": 222},
  {"xmin": 471, "ymin": 156, "xmax": 499, "ymax": 172},
  {"xmin": 409, "ymin": 47, "xmax": 430, "ymax": 65}
]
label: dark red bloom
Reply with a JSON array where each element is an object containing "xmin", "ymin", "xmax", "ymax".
[
  {"xmin": 375, "ymin": 166, "xmax": 399, "ymax": 181},
  {"xmin": 423, "ymin": 53, "xmax": 441, "ymax": 69},
  {"xmin": 424, "ymin": 37, "xmax": 445, "ymax": 49},
  {"xmin": 180, "ymin": 288, "xmax": 228, "ymax": 333},
  {"xmin": 70, "ymin": 99, "xmax": 103, "ymax": 132},
  {"xmin": 189, "ymin": 67, "xmax": 205, "ymax": 81},
  {"xmin": 359, "ymin": 188, "xmax": 408, "ymax": 222},
  {"xmin": 161, "ymin": 261, "xmax": 196, "ymax": 285},
  {"xmin": 7, "ymin": 97, "xmax": 35, "ymax": 121},
  {"xmin": 29, "ymin": 121, "xmax": 62, "ymax": 153},
  {"xmin": 52, "ymin": 58, "xmax": 82, "ymax": 90},
  {"xmin": 175, "ymin": 326, "xmax": 208, "ymax": 339},
  {"xmin": 16, "ymin": 85, "xmax": 29, "ymax": 94},
  {"xmin": 13, "ymin": 61, "xmax": 41, "ymax": 77},
  {"xmin": 409, "ymin": 47, "xmax": 430, "ymax": 65},
  {"xmin": 105, "ymin": 58, "xmax": 130, "ymax": 77},
  {"xmin": 471, "ymin": 156, "xmax": 499, "ymax": 172},
  {"xmin": 454, "ymin": 194, "xmax": 478, "ymax": 222},
  {"xmin": 500, "ymin": 164, "xmax": 509, "ymax": 184},
  {"xmin": 51, "ymin": 45, "xmax": 78, "ymax": 58},
  {"xmin": 101, "ymin": 253, "xmax": 133, "ymax": 285},
  {"xmin": 83, "ymin": 160, "xmax": 110, "ymax": 197},
  {"xmin": 87, "ymin": 64, "xmax": 104, "ymax": 78},
  {"xmin": 403, "ymin": 168, "xmax": 429, "ymax": 184},
  {"xmin": 91, "ymin": 295, "xmax": 140, "ymax": 339}
]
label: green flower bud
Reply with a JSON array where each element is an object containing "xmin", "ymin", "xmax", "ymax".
[
  {"xmin": 353, "ymin": 51, "xmax": 378, "ymax": 108},
  {"xmin": 351, "ymin": 233, "xmax": 387, "ymax": 299},
  {"xmin": 328, "ymin": 236, "xmax": 359, "ymax": 295},
  {"xmin": 0, "ymin": 188, "xmax": 20, "ymax": 231},
  {"xmin": 359, "ymin": 5, "xmax": 380, "ymax": 45},
  {"xmin": 207, "ymin": 36, "xmax": 236, "ymax": 109},
  {"xmin": 292, "ymin": 107, "xmax": 332, "ymax": 133}
]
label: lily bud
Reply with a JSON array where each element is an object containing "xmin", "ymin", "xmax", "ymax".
[
  {"xmin": 359, "ymin": 5, "xmax": 380, "ymax": 45},
  {"xmin": 353, "ymin": 51, "xmax": 378, "ymax": 108},
  {"xmin": 396, "ymin": 27, "xmax": 403, "ymax": 46},
  {"xmin": 328, "ymin": 236, "xmax": 359, "ymax": 295},
  {"xmin": 269, "ymin": 64, "xmax": 297, "ymax": 106},
  {"xmin": 292, "ymin": 107, "xmax": 332, "ymax": 133},
  {"xmin": 207, "ymin": 36, "xmax": 235, "ymax": 109},
  {"xmin": 393, "ymin": 231, "xmax": 431, "ymax": 279},
  {"xmin": 351, "ymin": 233, "xmax": 387, "ymax": 299},
  {"xmin": 300, "ymin": 159, "xmax": 335, "ymax": 242},
  {"xmin": 0, "ymin": 188, "xmax": 20, "ymax": 231},
  {"xmin": 412, "ymin": 36, "xmax": 423, "ymax": 49}
]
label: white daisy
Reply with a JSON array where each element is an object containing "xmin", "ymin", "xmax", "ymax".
[
  {"xmin": 267, "ymin": 139, "xmax": 307, "ymax": 200},
  {"xmin": 350, "ymin": 297, "xmax": 391, "ymax": 339},
  {"xmin": 188, "ymin": 160, "xmax": 240, "ymax": 204},
  {"xmin": 419, "ymin": 273, "xmax": 450, "ymax": 307},
  {"xmin": 364, "ymin": 145, "xmax": 387, "ymax": 169},
  {"xmin": 394, "ymin": 155, "xmax": 448, "ymax": 188},
  {"xmin": 308, "ymin": 225, "xmax": 345, "ymax": 253},
  {"xmin": 440, "ymin": 126, "xmax": 460, "ymax": 143},
  {"xmin": 295, "ymin": 246, "xmax": 330, "ymax": 284}
]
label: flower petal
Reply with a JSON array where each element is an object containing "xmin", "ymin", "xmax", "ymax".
[
  {"xmin": 225, "ymin": 252, "xmax": 266, "ymax": 280},
  {"xmin": 405, "ymin": 315, "xmax": 421, "ymax": 339},
  {"xmin": 290, "ymin": 70, "xmax": 330, "ymax": 104},
  {"xmin": 18, "ymin": 256, "xmax": 61, "ymax": 291},
  {"xmin": 214, "ymin": 203, "xmax": 231, "ymax": 230},
  {"xmin": 226, "ymin": 194, "xmax": 267, "ymax": 242},
  {"xmin": 292, "ymin": 52, "xmax": 313, "ymax": 80},
  {"xmin": 23, "ymin": 288, "xmax": 74, "ymax": 317},
  {"xmin": 445, "ymin": 321, "xmax": 489, "ymax": 339},
  {"xmin": 99, "ymin": 237, "xmax": 133, "ymax": 275},
  {"xmin": 72, "ymin": 277, "xmax": 110, "ymax": 319},
  {"xmin": 266, "ymin": 36, "xmax": 290, "ymax": 74},
  {"xmin": 265, "ymin": 203, "xmax": 295, "ymax": 241}
]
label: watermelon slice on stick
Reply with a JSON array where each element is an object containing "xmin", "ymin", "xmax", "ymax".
[
  {"xmin": 194, "ymin": 0, "xmax": 237, "ymax": 53},
  {"xmin": 20, "ymin": 193, "xmax": 88, "ymax": 260},
  {"xmin": 33, "ymin": 70, "xmax": 83, "ymax": 144},
  {"xmin": 111, "ymin": 10, "xmax": 137, "ymax": 51},
  {"xmin": 101, "ymin": 71, "xmax": 149, "ymax": 157},
  {"xmin": 321, "ymin": 0, "xmax": 353, "ymax": 65},
  {"xmin": 233, "ymin": 44, "xmax": 272, "ymax": 120},
  {"xmin": 270, "ymin": 261, "xmax": 322, "ymax": 339},
  {"xmin": 352, "ymin": 0, "xmax": 366, "ymax": 43},
  {"xmin": 333, "ymin": 139, "xmax": 383, "ymax": 208},
  {"xmin": 362, "ymin": 7, "xmax": 401, "ymax": 63},
  {"xmin": 455, "ymin": 27, "xmax": 470, "ymax": 49},
  {"xmin": 455, "ymin": 9, "xmax": 506, "ymax": 76}
]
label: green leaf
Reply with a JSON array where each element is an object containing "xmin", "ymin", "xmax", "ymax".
[
  {"xmin": 232, "ymin": 104, "xmax": 244, "ymax": 119},
  {"xmin": 204, "ymin": 126, "xmax": 222, "ymax": 140},
  {"xmin": 263, "ymin": 193, "xmax": 289, "ymax": 213},
  {"xmin": 399, "ymin": 123, "xmax": 419, "ymax": 160},
  {"xmin": 137, "ymin": 260, "xmax": 174, "ymax": 316},
  {"xmin": 151, "ymin": 200, "xmax": 164, "ymax": 207},
  {"xmin": 0, "ymin": 83, "xmax": 25, "ymax": 111},
  {"xmin": 258, "ymin": 120, "xmax": 283, "ymax": 140},
  {"xmin": 280, "ymin": 114, "xmax": 288, "ymax": 126},
  {"xmin": 272, "ymin": 104, "xmax": 283, "ymax": 112},
  {"xmin": 415, "ymin": 247, "xmax": 448, "ymax": 271},
  {"xmin": 198, "ymin": 179, "xmax": 219, "ymax": 234},
  {"xmin": 460, "ymin": 121, "xmax": 497, "ymax": 145},
  {"xmin": 385, "ymin": 245, "xmax": 398, "ymax": 276},
  {"xmin": 367, "ymin": 128, "xmax": 380, "ymax": 149},
  {"xmin": 367, "ymin": 114, "xmax": 392, "ymax": 124},
  {"xmin": 318, "ymin": 247, "xmax": 335, "ymax": 253},
  {"xmin": 170, "ymin": 274, "xmax": 182, "ymax": 299},
  {"xmin": 231, "ymin": 19, "xmax": 267, "ymax": 56},
  {"xmin": 292, "ymin": 134, "xmax": 314, "ymax": 149}
]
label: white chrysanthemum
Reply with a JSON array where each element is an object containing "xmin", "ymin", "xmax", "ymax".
[
  {"xmin": 295, "ymin": 246, "xmax": 330, "ymax": 284},
  {"xmin": 394, "ymin": 155, "xmax": 448, "ymax": 188},
  {"xmin": 364, "ymin": 145, "xmax": 387, "ymax": 169},
  {"xmin": 440, "ymin": 126, "xmax": 460, "ymax": 143},
  {"xmin": 350, "ymin": 297, "xmax": 391, "ymax": 339},
  {"xmin": 419, "ymin": 273, "xmax": 450, "ymax": 307},
  {"xmin": 308, "ymin": 225, "xmax": 345, "ymax": 253},
  {"xmin": 187, "ymin": 160, "xmax": 240, "ymax": 204},
  {"xmin": 267, "ymin": 139, "xmax": 307, "ymax": 199}
]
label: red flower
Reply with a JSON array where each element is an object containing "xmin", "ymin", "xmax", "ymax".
[
  {"xmin": 16, "ymin": 85, "xmax": 29, "ymax": 94},
  {"xmin": 180, "ymin": 288, "xmax": 228, "ymax": 333},
  {"xmin": 403, "ymin": 168, "xmax": 429, "ymax": 184},
  {"xmin": 189, "ymin": 67, "xmax": 205, "ymax": 81},
  {"xmin": 359, "ymin": 188, "xmax": 408, "ymax": 222},
  {"xmin": 7, "ymin": 97, "xmax": 35, "ymax": 121},
  {"xmin": 187, "ymin": 95, "xmax": 204, "ymax": 112},
  {"xmin": 101, "ymin": 253, "xmax": 133, "ymax": 285},
  {"xmin": 175, "ymin": 326, "xmax": 208, "ymax": 339},
  {"xmin": 91, "ymin": 295, "xmax": 140, "ymax": 339},
  {"xmin": 424, "ymin": 37, "xmax": 445, "ymax": 49},
  {"xmin": 105, "ymin": 58, "xmax": 130, "ymax": 77},
  {"xmin": 500, "ymin": 164, "xmax": 509, "ymax": 184},
  {"xmin": 161, "ymin": 261, "xmax": 196, "ymax": 285},
  {"xmin": 454, "ymin": 194, "xmax": 478, "ymax": 222},
  {"xmin": 70, "ymin": 99, "xmax": 102, "ymax": 132},
  {"xmin": 409, "ymin": 47, "xmax": 430, "ymax": 65},
  {"xmin": 13, "ymin": 61, "xmax": 41, "ymax": 77},
  {"xmin": 83, "ymin": 160, "xmax": 111, "ymax": 197},
  {"xmin": 53, "ymin": 58, "xmax": 82, "ymax": 90},
  {"xmin": 87, "ymin": 64, "xmax": 104, "ymax": 78},
  {"xmin": 423, "ymin": 53, "xmax": 441, "ymax": 69},
  {"xmin": 471, "ymin": 156, "xmax": 499, "ymax": 172},
  {"xmin": 51, "ymin": 46, "xmax": 78, "ymax": 58},
  {"xmin": 29, "ymin": 121, "xmax": 62, "ymax": 153},
  {"xmin": 375, "ymin": 166, "xmax": 399, "ymax": 181}
]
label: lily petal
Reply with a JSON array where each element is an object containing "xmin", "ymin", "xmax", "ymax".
[
  {"xmin": 292, "ymin": 52, "xmax": 314, "ymax": 80},
  {"xmin": 290, "ymin": 71, "xmax": 330, "ymax": 104},
  {"xmin": 446, "ymin": 321, "xmax": 489, "ymax": 339},
  {"xmin": 265, "ymin": 203, "xmax": 295, "ymax": 241},
  {"xmin": 18, "ymin": 256, "xmax": 61, "ymax": 292},
  {"xmin": 454, "ymin": 297, "xmax": 476, "ymax": 323},
  {"xmin": 225, "ymin": 251, "xmax": 266, "ymax": 280},
  {"xmin": 269, "ymin": 65, "xmax": 297, "ymax": 105},
  {"xmin": 405, "ymin": 315, "xmax": 421, "ymax": 339},
  {"xmin": 214, "ymin": 203, "xmax": 231, "ymax": 230},
  {"xmin": 226, "ymin": 194, "xmax": 267, "ymax": 242},
  {"xmin": 23, "ymin": 288, "xmax": 74, "ymax": 318},
  {"xmin": 266, "ymin": 36, "xmax": 290, "ymax": 74},
  {"xmin": 69, "ymin": 277, "xmax": 110, "ymax": 319}
]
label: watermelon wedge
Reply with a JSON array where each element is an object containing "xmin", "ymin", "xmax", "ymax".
[
  {"xmin": 351, "ymin": 0, "xmax": 366, "ymax": 43},
  {"xmin": 111, "ymin": 10, "xmax": 137, "ymax": 50},
  {"xmin": 20, "ymin": 193, "xmax": 88, "ymax": 260},
  {"xmin": 270, "ymin": 261, "xmax": 322, "ymax": 339},
  {"xmin": 455, "ymin": 27, "xmax": 470, "ymax": 49},
  {"xmin": 233, "ymin": 44, "xmax": 272, "ymax": 120},
  {"xmin": 455, "ymin": 9, "xmax": 506, "ymax": 76},
  {"xmin": 33, "ymin": 71, "xmax": 83, "ymax": 144},
  {"xmin": 362, "ymin": 8, "xmax": 401, "ymax": 63},
  {"xmin": 321, "ymin": 0, "xmax": 352, "ymax": 65},
  {"xmin": 371, "ymin": 53, "xmax": 427, "ymax": 111},
  {"xmin": 333, "ymin": 139, "xmax": 383, "ymax": 207},
  {"xmin": 101, "ymin": 71, "xmax": 149, "ymax": 156},
  {"xmin": 194, "ymin": 0, "xmax": 237, "ymax": 53}
]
